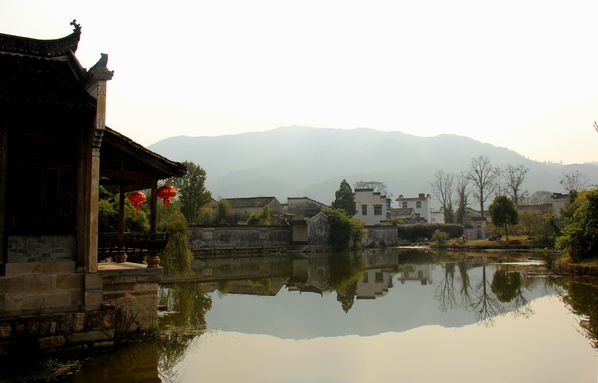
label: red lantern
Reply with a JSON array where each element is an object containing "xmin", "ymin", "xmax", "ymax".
[
  {"xmin": 128, "ymin": 191, "xmax": 147, "ymax": 209},
  {"xmin": 157, "ymin": 185, "xmax": 177, "ymax": 205}
]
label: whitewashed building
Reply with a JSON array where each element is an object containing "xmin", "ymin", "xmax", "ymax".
[
  {"xmin": 353, "ymin": 188, "xmax": 389, "ymax": 226},
  {"xmin": 395, "ymin": 193, "xmax": 432, "ymax": 223}
]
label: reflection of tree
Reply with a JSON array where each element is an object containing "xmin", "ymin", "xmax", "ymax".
[
  {"xmin": 491, "ymin": 269, "xmax": 521, "ymax": 302},
  {"xmin": 328, "ymin": 253, "xmax": 364, "ymax": 313},
  {"xmin": 435, "ymin": 263, "xmax": 457, "ymax": 311},
  {"xmin": 471, "ymin": 265, "xmax": 503, "ymax": 325},
  {"xmin": 560, "ymin": 280, "xmax": 598, "ymax": 348},
  {"xmin": 336, "ymin": 281, "xmax": 358, "ymax": 313},
  {"xmin": 457, "ymin": 261, "xmax": 473, "ymax": 308},
  {"xmin": 158, "ymin": 284, "xmax": 213, "ymax": 378}
]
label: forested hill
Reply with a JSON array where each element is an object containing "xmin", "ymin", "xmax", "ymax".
[{"xmin": 148, "ymin": 126, "xmax": 598, "ymax": 204}]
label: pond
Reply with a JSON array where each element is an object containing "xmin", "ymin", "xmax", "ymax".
[{"xmin": 7, "ymin": 249, "xmax": 598, "ymax": 382}]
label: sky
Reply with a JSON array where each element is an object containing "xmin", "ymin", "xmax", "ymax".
[{"xmin": 3, "ymin": 0, "xmax": 598, "ymax": 164}]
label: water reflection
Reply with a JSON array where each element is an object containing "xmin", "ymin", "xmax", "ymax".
[{"xmin": 62, "ymin": 250, "xmax": 598, "ymax": 382}]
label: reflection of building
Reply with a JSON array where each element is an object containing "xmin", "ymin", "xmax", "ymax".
[
  {"xmin": 395, "ymin": 194, "xmax": 431, "ymax": 223},
  {"xmin": 287, "ymin": 257, "xmax": 330, "ymax": 295},
  {"xmin": 399, "ymin": 264, "xmax": 433, "ymax": 285},
  {"xmin": 356, "ymin": 269, "xmax": 393, "ymax": 299}
]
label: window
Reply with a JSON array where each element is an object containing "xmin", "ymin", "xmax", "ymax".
[
  {"xmin": 362, "ymin": 204, "xmax": 368, "ymax": 215},
  {"xmin": 416, "ymin": 201, "xmax": 422, "ymax": 208},
  {"xmin": 363, "ymin": 272, "xmax": 369, "ymax": 283},
  {"xmin": 402, "ymin": 202, "xmax": 408, "ymax": 208},
  {"xmin": 374, "ymin": 204, "xmax": 382, "ymax": 215}
]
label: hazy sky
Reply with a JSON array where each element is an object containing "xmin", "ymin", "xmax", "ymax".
[{"xmin": 3, "ymin": 0, "xmax": 598, "ymax": 164}]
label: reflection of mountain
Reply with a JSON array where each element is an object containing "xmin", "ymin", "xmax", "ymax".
[{"xmin": 197, "ymin": 253, "xmax": 556, "ymax": 339}]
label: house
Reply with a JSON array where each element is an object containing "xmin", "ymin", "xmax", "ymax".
[
  {"xmin": 286, "ymin": 197, "xmax": 329, "ymax": 217},
  {"xmin": 389, "ymin": 207, "xmax": 417, "ymax": 224},
  {"xmin": 430, "ymin": 210, "xmax": 445, "ymax": 224},
  {"xmin": 353, "ymin": 188, "xmax": 389, "ymax": 226},
  {"xmin": 286, "ymin": 197, "xmax": 330, "ymax": 246},
  {"xmin": 0, "ymin": 23, "xmax": 186, "ymax": 352},
  {"xmin": 223, "ymin": 196, "xmax": 285, "ymax": 224},
  {"xmin": 395, "ymin": 193, "xmax": 431, "ymax": 223}
]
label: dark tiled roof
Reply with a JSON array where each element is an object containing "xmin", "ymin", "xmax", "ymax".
[
  {"xmin": 0, "ymin": 52, "xmax": 95, "ymax": 109},
  {"xmin": 0, "ymin": 25, "xmax": 95, "ymax": 109},
  {"xmin": 225, "ymin": 197, "xmax": 279, "ymax": 208},
  {"xmin": 0, "ymin": 22, "xmax": 81, "ymax": 57}
]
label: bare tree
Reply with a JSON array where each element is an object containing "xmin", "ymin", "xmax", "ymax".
[
  {"xmin": 504, "ymin": 164, "xmax": 529, "ymax": 205},
  {"xmin": 354, "ymin": 181, "xmax": 389, "ymax": 196},
  {"xmin": 431, "ymin": 170, "xmax": 454, "ymax": 223},
  {"xmin": 467, "ymin": 156, "xmax": 499, "ymax": 217},
  {"xmin": 560, "ymin": 171, "xmax": 588, "ymax": 192},
  {"xmin": 455, "ymin": 172, "xmax": 470, "ymax": 224}
]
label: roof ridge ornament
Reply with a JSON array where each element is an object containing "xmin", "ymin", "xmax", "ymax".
[{"xmin": 70, "ymin": 19, "xmax": 82, "ymax": 33}]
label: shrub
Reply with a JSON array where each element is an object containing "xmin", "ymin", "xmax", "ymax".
[
  {"xmin": 397, "ymin": 224, "xmax": 464, "ymax": 242},
  {"xmin": 431, "ymin": 230, "xmax": 449, "ymax": 246},
  {"xmin": 158, "ymin": 202, "xmax": 194, "ymax": 276}
]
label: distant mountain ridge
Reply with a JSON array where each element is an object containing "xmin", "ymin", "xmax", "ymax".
[{"xmin": 148, "ymin": 126, "xmax": 598, "ymax": 204}]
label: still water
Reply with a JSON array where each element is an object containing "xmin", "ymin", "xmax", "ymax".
[{"xmin": 68, "ymin": 250, "xmax": 598, "ymax": 382}]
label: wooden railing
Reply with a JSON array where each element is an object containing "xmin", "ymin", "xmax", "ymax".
[{"xmin": 98, "ymin": 232, "xmax": 169, "ymax": 266}]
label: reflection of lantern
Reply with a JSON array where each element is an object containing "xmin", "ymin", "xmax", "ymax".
[
  {"xmin": 128, "ymin": 191, "xmax": 147, "ymax": 209},
  {"xmin": 157, "ymin": 185, "xmax": 177, "ymax": 205}
]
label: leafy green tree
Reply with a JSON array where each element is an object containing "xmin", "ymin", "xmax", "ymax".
[
  {"xmin": 98, "ymin": 185, "xmax": 149, "ymax": 233},
  {"xmin": 214, "ymin": 197, "xmax": 231, "ymax": 225},
  {"xmin": 556, "ymin": 190, "xmax": 598, "ymax": 261},
  {"xmin": 157, "ymin": 202, "xmax": 194, "ymax": 276},
  {"xmin": 324, "ymin": 207, "xmax": 363, "ymax": 250},
  {"xmin": 247, "ymin": 206, "xmax": 271, "ymax": 225},
  {"xmin": 332, "ymin": 179, "xmax": 356, "ymax": 216},
  {"xmin": 488, "ymin": 195, "xmax": 518, "ymax": 240},
  {"xmin": 170, "ymin": 161, "xmax": 211, "ymax": 225}
]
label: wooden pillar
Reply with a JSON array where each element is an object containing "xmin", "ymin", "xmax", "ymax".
[
  {"xmin": 82, "ymin": 54, "xmax": 113, "ymax": 274},
  {"xmin": 118, "ymin": 186, "xmax": 125, "ymax": 236},
  {"xmin": 150, "ymin": 181, "xmax": 158, "ymax": 235},
  {"xmin": 148, "ymin": 181, "xmax": 160, "ymax": 268},
  {"xmin": 0, "ymin": 122, "xmax": 7, "ymax": 276}
]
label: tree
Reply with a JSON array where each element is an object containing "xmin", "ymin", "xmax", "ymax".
[
  {"xmin": 455, "ymin": 172, "xmax": 470, "ymax": 224},
  {"xmin": 332, "ymin": 179, "xmax": 356, "ymax": 216},
  {"xmin": 170, "ymin": 161, "xmax": 212, "ymax": 224},
  {"xmin": 467, "ymin": 156, "xmax": 499, "ymax": 217},
  {"xmin": 504, "ymin": 164, "xmax": 529, "ymax": 205},
  {"xmin": 556, "ymin": 190, "xmax": 598, "ymax": 261},
  {"xmin": 488, "ymin": 195, "xmax": 518, "ymax": 240},
  {"xmin": 157, "ymin": 202, "xmax": 193, "ymax": 276},
  {"xmin": 354, "ymin": 181, "xmax": 389, "ymax": 196},
  {"xmin": 324, "ymin": 207, "xmax": 363, "ymax": 251},
  {"xmin": 431, "ymin": 170, "xmax": 455, "ymax": 223},
  {"xmin": 214, "ymin": 198, "xmax": 231, "ymax": 225},
  {"xmin": 247, "ymin": 206, "xmax": 271, "ymax": 225},
  {"xmin": 560, "ymin": 171, "xmax": 589, "ymax": 193}
]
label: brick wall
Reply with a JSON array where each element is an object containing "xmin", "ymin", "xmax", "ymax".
[{"xmin": 6, "ymin": 235, "xmax": 74, "ymax": 263}]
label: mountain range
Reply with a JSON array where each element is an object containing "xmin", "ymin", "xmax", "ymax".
[{"xmin": 148, "ymin": 126, "xmax": 598, "ymax": 205}]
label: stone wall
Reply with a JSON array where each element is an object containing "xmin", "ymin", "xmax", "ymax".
[
  {"xmin": 0, "ymin": 308, "xmax": 116, "ymax": 354},
  {"xmin": 0, "ymin": 261, "xmax": 83, "ymax": 318},
  {"xmin": 6, "ymin": 235, "xmax": 74, "ymax": 263},
  {"xmin": 188, "ymin": 226, "xmax": 292, "ymax": 251},
  {"xmin": 100, "ymin": 267, "xmax": 162, "ymax": 335}
]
